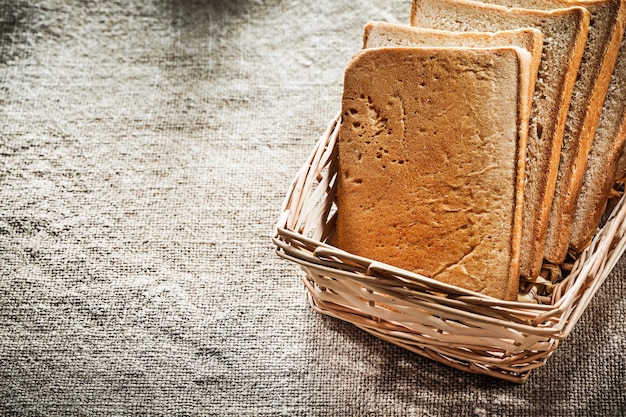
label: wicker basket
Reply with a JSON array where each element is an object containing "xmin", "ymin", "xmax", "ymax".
[{"xmin": 272, "ymin": 113, "xmax": 626, "ymax": 383}]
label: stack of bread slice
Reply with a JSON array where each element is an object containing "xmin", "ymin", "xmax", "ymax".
[{"xmin": 331, "ymin": 0, "xmax": 626, "ymax": 301}]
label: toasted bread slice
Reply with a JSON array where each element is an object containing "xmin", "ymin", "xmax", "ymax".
[
  {"xmin": 332, "ymin": 46, "xmax": 533, "ymax": 300},
  {"xmin": 571, "ymin": 36, "xmax": 626, "ymax": 253},
  {"xmin": 476, "ymin": 0, "xmax": 626, "ymax": 265},
  {"xmin": 411, "ymin": 0, "xmax": 590, "ymax": 278},
  {"xmin": 362, "ymin": 22, "xmax": 542, "ymax": 111}
]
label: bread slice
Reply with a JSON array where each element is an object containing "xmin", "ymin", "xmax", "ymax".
[
  {"xmin": 411, "ymin": 0, "xmax": 590, "ymax": 279},
  {"xmin": 362, "ymin": 22, "xmax": 543, "ymax": 108},
  {"xmin": 474, "ymin": 0, "xmax": 626, "ymax": 266},
  {"xmin": 570, "ymin": 36, "xmax": 626, "ymax": 253},
  {"xmin": 361, "ymin": 24, "xmax": 541, "ymax": 216},
  {"xmin": 332, "ymin": 46, "xmax": 533, "ymax": 300}
]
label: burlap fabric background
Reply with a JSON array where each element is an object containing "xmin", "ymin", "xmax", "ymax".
[{"xmin": 1, "ymin": 1, "xmax": 624, "ymax": 415}]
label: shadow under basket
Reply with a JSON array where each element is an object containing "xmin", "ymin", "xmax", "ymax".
[{"xmin": 272, "ymin": 114, "xmax": 626, "ymax": 383}]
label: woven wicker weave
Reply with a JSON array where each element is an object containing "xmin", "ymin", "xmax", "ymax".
[{"xmin": 273, "ymin": 114, "xmax": 626, "ymax": 383}]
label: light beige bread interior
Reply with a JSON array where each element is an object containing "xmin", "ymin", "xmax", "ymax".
[
  {"xmin": 410, "ymin": 0, "xmax": 590, "ymax": 279},
  {"xmin": 570, "ymin": 36, "xmax": 626, "ymax": 253},
  {"xmin": 616, "ymin": 149, "xmax": 626, "ymax": 183},
  {"xmin": 475, "ymin": 0, "xmax": 626, "ymax": 265},
  {"xmin": 332, "ymin": 46, "xmax": 533, "ymax": 300},
  {"xmin": 615, "ymin": 110, "xmax": 626, "ymax": 181}
]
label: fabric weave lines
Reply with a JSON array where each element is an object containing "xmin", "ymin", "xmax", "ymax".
[{"xmin": 0, "ymin": 1, "xmax": 624, "ymax": 415}]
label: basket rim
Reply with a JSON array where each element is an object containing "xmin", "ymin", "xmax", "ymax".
[{"xmin": 273, "ymin": 114, "xmax": 626, "ymax": 339}]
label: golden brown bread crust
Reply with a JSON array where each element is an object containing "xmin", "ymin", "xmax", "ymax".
[
  {"xmin": 331, "ymin": 47, "xmax": 529, "ymax": 300},
  {"xmin": 410, "ymin": 0, "xmax": 590, "ymax": 278}
]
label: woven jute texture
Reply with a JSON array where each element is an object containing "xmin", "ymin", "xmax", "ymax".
[{"xmin": 1, "ymin": 1, "xmax": 625, "ymax": 416}]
